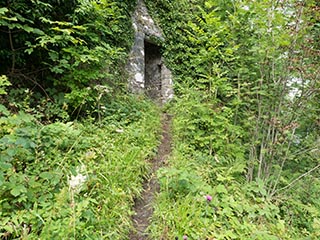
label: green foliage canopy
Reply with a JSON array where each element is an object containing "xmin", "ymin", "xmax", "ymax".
[{"xmin": 0, "ymin": 0, "xmax": 136, "ymax": 118}]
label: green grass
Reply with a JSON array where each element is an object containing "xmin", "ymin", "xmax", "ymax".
[
  {"xmin": 149, "ymin": 97, "xmax": 320, "ymax": 240},
  {"xmin": 0, "ymin": 95, "xmax": 161, "ymax": 239}
]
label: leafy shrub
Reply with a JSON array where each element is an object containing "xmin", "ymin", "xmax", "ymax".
[
  {"xmin": 0, "ymin": 75, "xmax": 10, "ymax": 95},
  {"xmin": 147, "ymin": 0, "xmax": 319, "ymax": 238},
  {"xmin": 0, "ymin": 95, "xmax": 161, "ymax": 239},
  {"xmin": 0, "ymin": 0, "xmax": 136, "ymax": 118}
]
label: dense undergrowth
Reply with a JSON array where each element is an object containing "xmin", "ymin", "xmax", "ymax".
[
  {"xmin": 0, "ymin": 95, "xmax": 161, "ymax": 239},
  {"xmin": 0, "ymin": 0, "xmax": 136, "ymax": 118},
  {"xmin": 1, "ymin": 2, "xmax": 162, "ymax": 238},
  {"xmin": 147, "ymin": 0, "xmax": 320, "ymax": 239},
  {"xmin": 150, "ymin": 97, "xmax": 320, "ymax": 239},
  {"xmin": 0, "ymin": 0, "xmax": 319, "ymax": 239}
]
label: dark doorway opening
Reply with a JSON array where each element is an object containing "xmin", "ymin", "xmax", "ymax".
[{"xmin": 144, "ymin": 40, "xmax": 162, "ymax": 100}]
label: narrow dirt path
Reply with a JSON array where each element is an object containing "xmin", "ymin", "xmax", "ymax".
[{"xmin": 129, "ymin": 113, "xmax": 172, "ymax": 240}]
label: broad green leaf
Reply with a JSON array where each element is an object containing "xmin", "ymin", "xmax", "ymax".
[
  {"xmin": 0, "ymin": 161, "xmax": 12, "ymax": 170},
  {"xmin": 25, "ymin": 48, "xmax": 33, "ymax": 54},
  {"xmin": 1, "ymin": 16, "xmax": 17, "ymax": 21},
  {"xmin": 39, "ymin": 172, "xmax": 53, "ymax": 180},
  {"xmin": 215, "ymin": 184, "xmax": 227, "ymax": 193},
  {"xmin": 32, "ymin": 28, "xmax": 45, "ymax": 35},
  {"xmin": 10, "ymin": 187, "xmax": 21, "ymax": 197},
  {"xmin": 10, "ymin": 185, "xmax": 26, "ymax": 197},
  {"xmin": 0, "ymin": 104, "xmax": 10, "ymax": 116},
  {"xmin": 0, "ymin": 7, "xmax": 8, "ymax": 15}
]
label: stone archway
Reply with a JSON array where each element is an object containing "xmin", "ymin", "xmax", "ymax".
[
  {"xmin": 126, "ymin": 0, "xmax": 173, "ymax": 103},
  {"xmin": 144, "ymin": 40, "xmax": 162, "ymax": 100}
]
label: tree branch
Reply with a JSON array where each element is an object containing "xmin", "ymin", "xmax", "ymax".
[{"xmin": 272, "ymin": 163, "xmax": 320, "ymax": 196}]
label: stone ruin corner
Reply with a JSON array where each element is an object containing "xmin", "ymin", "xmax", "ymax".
[{"xmin": 126, "ymin": 0, "xmax": 173, "ymax": 103}]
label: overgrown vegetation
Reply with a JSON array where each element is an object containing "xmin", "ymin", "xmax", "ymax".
[
  {"xmin": 0, "ymin": 0, "xmax": 319, "ymax": 239},
  {"xmin": 147, "ymin": 0, "xmax": 320, "ymax": 239},
  {"xmin": 0, "ymin": 0, "xmax": 135, "ymax": 119},
  {"xmin": 0, "ymin": 1, "xmax": 164, "ymax": 239},
  {"xmin": 0, "ymin": 94, "xmax": 161, "ymax": 239}
]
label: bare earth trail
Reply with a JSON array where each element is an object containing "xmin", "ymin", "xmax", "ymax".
[{"xmin": 129, "ymin": 113, "xmax": 172, "ymax": 240}]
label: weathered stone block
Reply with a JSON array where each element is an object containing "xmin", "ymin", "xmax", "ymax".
[{"xmin": 127, "ymin": 0, "xmax": 173, "ymax": 103}]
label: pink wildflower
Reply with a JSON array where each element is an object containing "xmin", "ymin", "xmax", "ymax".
[
  {"xmin": 206, "ymin": 195, "xmax": 212, "ymax": 202},
  {"xmin": 183, "ymin": 235, "xmax": 188, "ymax": 240}
]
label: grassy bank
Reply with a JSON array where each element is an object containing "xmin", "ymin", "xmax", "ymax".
[
  {"xmin": 150, "ymin": 95, "xmax": 320, "ymax": 240},
  {"xmin": 0, "ymin": 95, "xmax": 161, "ymax": 239}
]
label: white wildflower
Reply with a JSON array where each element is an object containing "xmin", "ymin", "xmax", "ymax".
[
  {"xmin": 287, "ymin": 77, "xmax": 304, "ymax": 100},
  {"xmin": 241, "ymin": 5, "xmax": 249, "ymax": 11},
  {"xmin": 69, "ymin": 173, "xmax": 87, "ymax": 190},
  {"xmin": 69, "ymin": 164, "xmax": 87, "ymax": 191}
]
